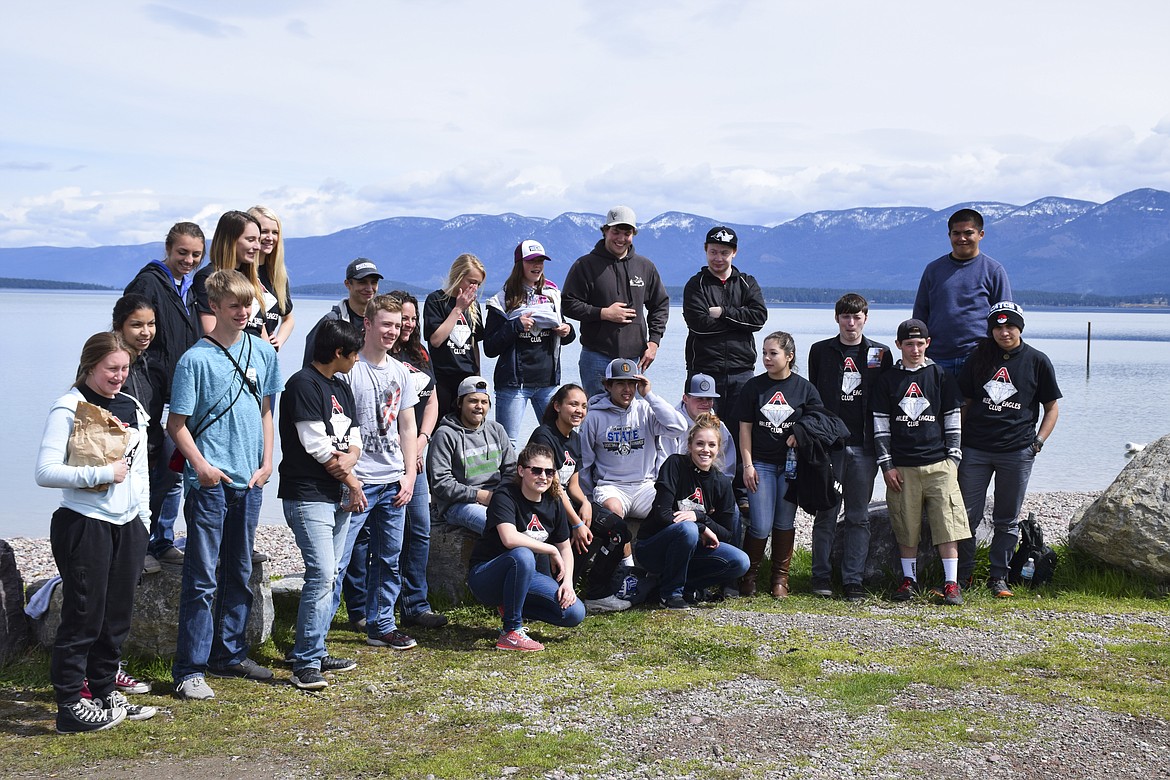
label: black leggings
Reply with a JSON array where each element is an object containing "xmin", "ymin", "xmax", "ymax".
[
  {"xmin": 573, "ymin": 505, "xmax": 631, "ymax": 599},
  {"xmin": 49, "ymin": 507, "xmax": 147, "ymax": 705}
]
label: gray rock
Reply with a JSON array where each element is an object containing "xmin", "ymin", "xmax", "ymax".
[
  {"xmin": 1068, "ymin": 433, "xmax": 1170, "ymax": 580},
  {"xmin": 270, "ymin": 573, "xmax": 306, "ymax": 609},
  {"xmin": 28, "ymin": 561, "xmax": 274, "ymax": 658},
  {"xmin": 427, "ymin": 523, "xmax": 478, "ymax": 605},
  {"xmin": 0, "ymin": 539, "xmax": 31, "ymax": 667}
]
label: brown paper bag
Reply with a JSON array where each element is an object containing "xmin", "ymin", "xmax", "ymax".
[{"xmin": 66, "ymin": 400, "xmax": 130, "ymax": 493}]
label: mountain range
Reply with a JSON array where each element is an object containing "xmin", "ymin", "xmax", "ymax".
[{"xmin": 2, "ymin": 188, "xmax": 1167, "ymax": 297}]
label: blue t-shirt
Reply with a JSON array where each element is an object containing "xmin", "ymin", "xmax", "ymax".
[{"xmin": 171, "ymin": 334, "xmax": 283, "ymax": 490}]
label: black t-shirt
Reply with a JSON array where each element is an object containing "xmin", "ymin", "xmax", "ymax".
[
  {"xmin": 958, "ymin": 341, "xmax": 1062, "ymax": 452},
  {"xmin": 422, "ymin": 290, "xmax": 483, "ymax": 384},
  {"xmin": 277, "ymin": 366, "xmax": 358, "ymax": 503},
  {"xmin": 734, "ymin": 373, "xmax": 823, "ymax": 465},
  {"xmin": 78, "ymin": 384, "xmax": 140, "ymax": 431},
  {"xmin": 873, "ymin": 363, "xmax": 963, "ymax": 466},
  {"xmin": 258, "ymin": 264, "xmax": 294, "ymax": 341},
  {"xmin": 390, "ymin": 345, "xmax": 437, "ymax": 430},
  {"xmin": 469, "ymin": 482, "xmax": 569, "ymax": 566},
  {"xmin": 641, "ymin": 453, "xmax": 736, "ymax": 542},
  {"xmin": 832, "ymin": 342, "xmax": 866, "ymax": 443},
  {"xmin": 528, "ymin": 423, "xmax": 581, "ymax": 488}
]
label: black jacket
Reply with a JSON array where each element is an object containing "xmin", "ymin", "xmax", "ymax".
[
  {"xmin": 561, "ymin": 239, "xmax": 669, "ymax": 359},
  {"xmin": 807, "ymin": 334, "xmax": 891, "ymax": 448},
  {"xmin": 788, "ymin": 406, "xmax": 850, "ymax": 514},
  {"xmin": 642, "ymin": 453, "xmax": 737, "ymax": 542},
  {"xmin": 682, "ymin": 266, "xmax": 768, "ymax": 375},
  {"xmin": 123, "ymin": 261, "xmax": 201, "ymax": 402}
]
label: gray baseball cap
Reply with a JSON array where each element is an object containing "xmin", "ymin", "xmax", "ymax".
[{"xmin": 602, "ymin": 205, "xmax": 638, "ymax": 232}]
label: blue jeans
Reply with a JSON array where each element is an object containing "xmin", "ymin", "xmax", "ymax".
[
  {"xmin": 957, "ymin": 445, "xmax": 1036, "ymax": 582},
  {"xmin": 331, "ymin": 482, "xmax": 401, "ymax": 628},
  {"xmin": 810, "ymin": 446, "xmax": 877, "ymax": 585},
  {"xmin": 495, "ymin": 385, "xmax": 558, "ymax": 448},
  {"xmin": 578, "ymin": 347, "xmax": 613, "ymax": 399},
  {"xmin": 746, "ymin": 460, "xmax": 797, "ymax": 538},
  {"xmin": 173, "ymin": 483, "xmax": 262, "ymax": 682},
  {"xmin": 933, "ymin": 355, "xmax": 969, "ymax": 380},
  {"xmin": 283, "ymin": 499, "xmax": 350, "ymax": 671},
  {"xmin": 444, "ymin": 502, "xmax": 489, "ymax": 536},
  {"xmin": 399, "ymin": 471, "xmax": 435, "ymax": 619},
  {"xmin": 634, "ymin": 522, "xmax": 749, "ymax": 600},
  {"xmin": 363, "ymin": 483, "xmax": 407, "ymax": 636},
  {"xmin": 147, "ymin": 433, "xmax": 182, "ymax": 557},
  {"xmin": 467, "ymin": 547, "xmax": 585, "ymax": 632}
]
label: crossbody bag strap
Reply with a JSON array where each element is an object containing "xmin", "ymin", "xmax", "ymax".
[{"xmin": 203, "ymin": 334, "xmax": 263, "ymax": 409}]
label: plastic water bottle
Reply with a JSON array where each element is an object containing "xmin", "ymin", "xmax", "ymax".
[
  {"xmin": 1021, "ymin": 556, "xmax": 1036, "ymax": 584},
  {"xmin": 785, "ymin": 448, "xmax": 798, "ymax": 480}
]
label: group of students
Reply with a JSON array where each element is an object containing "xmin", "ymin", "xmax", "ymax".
[{"xmin": 34, "ymin": 204, "xmax": 1061, "ymax": 735}]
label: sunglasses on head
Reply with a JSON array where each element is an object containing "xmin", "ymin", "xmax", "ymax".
[{"xmin": 523, "ymin": 465, "xmax": 557, "ymax": 478}]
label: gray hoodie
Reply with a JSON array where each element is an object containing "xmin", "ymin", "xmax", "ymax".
[
  {"xmin": 656, "ymin": 400, "xmax": 737, "ymax": 482},
  {"xmin": 426, "ymin": 411, "xmax": 517, "ymax": 521},
  {"xmin": 579, "ymin": 390, "xmax": 688, "ymax": 495}
]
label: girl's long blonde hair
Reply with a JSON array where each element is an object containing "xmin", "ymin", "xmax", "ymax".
[
  {"xmin": 209, "ymin": 210, "xmax": 266, "ymax": 312},
  {"xmin": 442, "ymin": 253, "xmax": 486, "ymax": 325},
  {"xmin": 248, "ymin": 205, "xmax": 289, "ymax": 312}
]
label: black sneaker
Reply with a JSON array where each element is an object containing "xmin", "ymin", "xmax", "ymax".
[
  {"xmin": 401, "ymin": 611, "xmax": 449, "ymax": 629},
  {"xmin": 658, "ymin": 595, "xmax": 690, "ymax": 610},
  {"xmin": 988, "ymin": 578, "xmax": 1014, "ymax": 598},
  {"xmin": 891, "ymin": 577, "xmax": 918, "ymax": 602},
  {"xmin": 810, "ymin": 578, "xmax": 834, "ymax": 598},
  {"xmin": 208, "ymin": 658, "xmax": 274, "ymax": 681},
  {"xmin": 320, "ymin": 656, "xmax": 357, "ymax": 673},
  {"xmin": 291, "ymin": 668, "xmax": 328, "ymax": 690},
  {"xmin": 942, "ymin": 580, "xmax": 964, "ymax": 606},
  {"xmin": 57, "ymin": 698, "xmax": 126, "ymax": 734},
  {"xmin": 97, "ymin": 689, "xmax": 157, "ymax": 721},
  {"xmin": 367, "ymin": 629, "xmax": 417, "ymax": 650},
  {"xmin": 843, "ymin": 583, "xmax": 867, "ymax": 602}
]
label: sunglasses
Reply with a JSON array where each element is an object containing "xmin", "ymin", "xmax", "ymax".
[{"xmin": 523, "ymin": 465, "xmax": 557, "ymax": 478}]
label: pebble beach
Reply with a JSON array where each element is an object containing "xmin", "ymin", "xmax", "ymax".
[{"xmin": 6, "ymin": 490, "xmax": 1100, "ymax": 585}]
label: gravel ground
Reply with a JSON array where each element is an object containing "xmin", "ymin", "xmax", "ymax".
[{"xmin": 5, "ymin": 491, "xmax": 1100, "ymax": 584}]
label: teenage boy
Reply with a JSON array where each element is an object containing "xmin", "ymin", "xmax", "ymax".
[
  {"xmin": 562, "ymin": 206, "xmax": 670, "ymax": 397},
  {"xmin": 333, "ymin": 295, "xmax": 419, "ymax": 651},
  {"xmin": 681, "ymin": 226, "xmax": 768, "ymax": 424},
  {"xmin": 124, "ymin": 222, "xmax": 206, "ymax": 569},
  {"xmin": 657, "ymin": 373, "xmax": 737, "ymax": 484},
  {"xmin": 301, "ymin": 257, "xmax": 383, "ymax": 368},
  {"xmin": 913, "ymin": 209, "xmax": 1013, "ymax": 377},
  {"xmin": 872, "ymin": 319, "xmax": 971, "ymax": 606},
  {"xmin": 579, "ymin": 359, "xmax": 688, "ymax": 523},
  {"xmin": 806, "ymin": 293, "xmax": 892, "ymax": 601},
  {"xmin": 278, "ymin": 319, "xmax": 365, "ymax": 690},
  {"xmin": 168, "ymin": 269, "xmax": 283, "ymax": 700}
]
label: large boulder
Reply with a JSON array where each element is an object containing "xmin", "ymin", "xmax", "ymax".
[
  {"xmin": 0, "ymin": 539, "xmax": 31, "ymax": 667},
  {"xmin": 427, "ymin": 523, "xmax": 478, "ymax": 605},
  {"xmin": 829, "ymin": 502, "xmax": 943, "ymax": 585},
  {"xmin": 1068, "ymin": 433, "xmax": 1170, "ymax": 580},
  {"xmin": 29, "ymin": 560, "xmax": 274, "ymax": 658}
]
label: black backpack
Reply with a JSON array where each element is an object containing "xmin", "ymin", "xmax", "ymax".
[{"xmin": 1008, "ymin": 512, "xmax": 1057, "ymax": 586}]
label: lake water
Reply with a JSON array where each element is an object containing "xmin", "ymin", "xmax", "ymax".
[{"xmin": 3, "ymin": 290, "xmax": 1169, "ymax": 538}]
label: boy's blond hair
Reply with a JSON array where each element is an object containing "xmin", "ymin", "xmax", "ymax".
[{"xmin": 206, "ymin": 268, "xmax": 256, "ymax": 306}]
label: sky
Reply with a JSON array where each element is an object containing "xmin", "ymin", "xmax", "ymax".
[{"xmin": 4, "ymin": 1, "xmax": 1170, "ymax": 247}]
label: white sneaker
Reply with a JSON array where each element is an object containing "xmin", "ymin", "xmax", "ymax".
[
  {"xmin": 98, "ymin": 689, "xmax": 157, "ymax": 721},
  {"xmin": 176, "ymin": 675, "xmax": 215, "ymax": 700}
]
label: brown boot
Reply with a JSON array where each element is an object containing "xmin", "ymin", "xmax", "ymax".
[
  {"xmin": 739, "ymin": 535, "xmax": 769, "ymax": 596},
  {"xmin": 770, "ymin": 529, "xmax": 796, "ymax": 599}
]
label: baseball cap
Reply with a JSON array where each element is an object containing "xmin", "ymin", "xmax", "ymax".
[
  {"xmin": 602, "ymin": 205, "xmax": 638, "ymax": 232},
  {"xmin": 514, "ymin": 239, "xmax": 551, "ymax": 263},
  {"xmin": 604, "ymin": 358, "xmax": 642, "ymax": 382},
  {"xmin": 346, "ymin": 258, "xmax": 382, "ymax": 281},
  {"xmin": 685, "ymin": 373, "xmax": 720, "ymax": 398},
  {"xmin": 897, "ymin": 319, "xmax": 930, "ymax": 342},
  {"xmin": 987, "ymin": 301, "xmax": 1025, "ymax": 333},
  {"xmin": 705, "ymin": 226, "xmax": 737, "ymax": 248},
  {"xmin": 456, "ymin": 375, "xmax": 490, "ymax": 398}
]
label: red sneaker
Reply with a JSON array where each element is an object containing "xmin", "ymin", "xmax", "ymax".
[
  {"xmin": 891, "ymin": 577, "xmax": 918, "ymax": 602},
  {"xmin": 495, "ymin": 628, "xmax": 544, "ymax": 652}
]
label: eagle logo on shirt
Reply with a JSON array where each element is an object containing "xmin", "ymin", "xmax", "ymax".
[
  {"xmin": 328, "ymin": 395, "xmax": 352, "ymax": 451},
  {"xmin": 525, "ymin": 513, "xmax": 549, "ymax": 543},
  {"xmin": 841, "ymin": 357, "xmax": 861, "ymax": 396},
  {"xmin": 761, "ymin": 391, "xmax": 794, "ymax": 429},
  {"xmin": 556, "ymin": 449, "xmax": 576, "ymax": 486},
  {"xmin": 449, "ymin": 311, "xmax": 472, "ymax": 351},
  {"xmin": 898, "ymin": 382, "xmax": 931, "ymax": 421},
  {"xmin": 983, "ymin": 366, "xmax": 1018, "ymax": 405}
]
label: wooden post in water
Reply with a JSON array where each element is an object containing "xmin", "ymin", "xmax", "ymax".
[{"xmin": 1086, "ymin": 321, "xmax": 1092, "ymax": 376}]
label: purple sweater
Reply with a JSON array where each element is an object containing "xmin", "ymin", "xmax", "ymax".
[{"xmin": 912, "ymin": 252, "xmax": 1012, "ymax": 361}]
